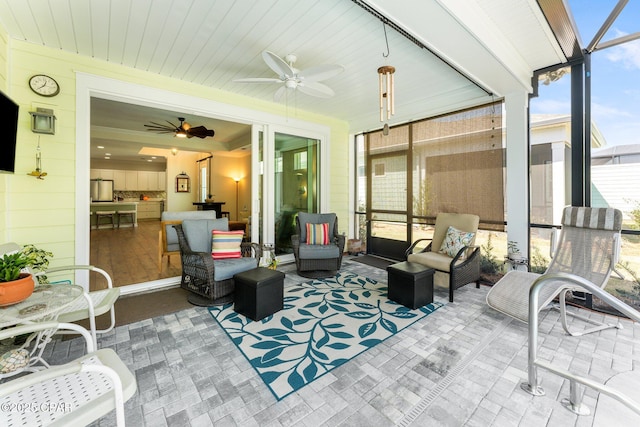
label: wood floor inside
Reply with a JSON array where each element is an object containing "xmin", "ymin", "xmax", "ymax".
[{"xmin": 90, "ymin": 219, "xmax": 182, "ymax": 290}]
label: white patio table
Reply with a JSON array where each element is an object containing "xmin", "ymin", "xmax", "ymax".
[{"xmin": 0, "ymin": 284, "xmax": 89, "ymax": 378}]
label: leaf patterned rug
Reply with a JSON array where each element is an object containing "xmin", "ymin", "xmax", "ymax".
[{"xmin": 208, "ymin": 271, "xmax": 444, "ymax": 400}]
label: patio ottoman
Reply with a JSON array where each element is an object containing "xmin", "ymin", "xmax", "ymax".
[
  {"xmin": 233, "ymin": 267, "xmax": 285, "ymax": 321},
  {"xmin": 387, "ymin": 261, "xmax": 434, "ymax": 309}
]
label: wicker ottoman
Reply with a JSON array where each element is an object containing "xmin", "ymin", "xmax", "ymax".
[
  {"xmin": 387, "ymin": 261, "xmax": 434, "ymax": 309},
  {"xmin": 233, "ymin": 267, "xmax": 285, "ymax": 321}
]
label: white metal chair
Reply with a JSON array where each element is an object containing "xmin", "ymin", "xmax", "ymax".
[
  {"xmin": 0, "ymin": 243, "xmax": 120, "ymax": 345},
  {"xmin": 0, "ymin": 322, "xmax": 136, "ymax": 426},
  {"xmin": 487, "ymin": 206, "xmax": 624, "ymax": 336}
]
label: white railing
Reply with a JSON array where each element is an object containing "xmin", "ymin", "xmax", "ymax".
[{"xmin": 523, "ymin": 272, "xmax": 640, "ymax": 416}]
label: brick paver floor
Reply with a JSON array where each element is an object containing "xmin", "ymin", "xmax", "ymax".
[{"xmin": 42, "ymin": 256, "xmax": 640, "ymax": 426}]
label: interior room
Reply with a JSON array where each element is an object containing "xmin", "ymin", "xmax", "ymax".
[
  {"xmin": 1, "ymin": 0, "xmax": 639, "ymax": 425},
  {"xmin": 88, "ymin": 98, "xmax": 252, "ymax": 287}
]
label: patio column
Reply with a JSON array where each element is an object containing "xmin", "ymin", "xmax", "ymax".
[{"xmin": 505, "ymin": 90, "xmax": 530, "ymax": 259}]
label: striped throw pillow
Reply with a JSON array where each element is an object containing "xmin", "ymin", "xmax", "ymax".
[
  {"xmin": 211, "ymin": 230, "xmax": 244, "ymax": 259},
  {"xmin": 306, "ymin": 223, "xmax": 330, "ymax": 245}
]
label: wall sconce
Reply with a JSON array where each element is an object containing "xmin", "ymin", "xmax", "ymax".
[
  {"xmin": 377, "ymin": 66, "xmax": 395, "ymax": 122},
  {"xmin": 30, "ymin": 107, "xmax": 56, "ymax": 134},
  {"xmin": 171, "ymin": 148, "xmax": 178, "ymax": 156}
]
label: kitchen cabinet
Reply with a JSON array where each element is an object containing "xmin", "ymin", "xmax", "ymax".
[
  {"xmin": 125, "ymin": 171, "xmax": 138, "ymax": 190},
  {"xmin": 146, "ymin": 172, "xmax": 158, "ymax": 191},
  {"xmin": 137, "ymin": 201, "xmax": 161, "ymax": 220},
  {"xmin": 158, "ymin": 171, "xmax": 166, "ymax": 191},
  {"xmin": 90, "ymin": 169, "xmax": 113, "ymax": 180},
  {"xmin": 137, "ymin": 171, "xmax": 148, "ymax": 191},
  {"xmin": 138, "ymin": 171, "xmax": 158, "ymax": 191},
  {"xmin": 91, "ymin": 168, "xmax": 166, "ymax": 191},
  {"xmin": 113, "ymin": 170, "xmax": 126, "ymax": 190}
]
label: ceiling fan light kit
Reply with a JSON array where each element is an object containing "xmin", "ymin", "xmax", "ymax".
[{"xmin": 234, "ymin": 50, "xmax": 344, "ymax": 101}]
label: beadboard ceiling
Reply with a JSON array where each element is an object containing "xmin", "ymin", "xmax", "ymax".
[{"xmin": 0, "ymin": 0, "xmax": 568, "ymax": 164}]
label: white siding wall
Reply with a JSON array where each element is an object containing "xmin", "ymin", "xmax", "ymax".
[{"xmin": 592, "ymin": 163, "xmax": 640, "ymax": 220}]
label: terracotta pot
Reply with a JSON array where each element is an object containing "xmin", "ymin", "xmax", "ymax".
[{"xmin": 0, "ymin": 273, "xmax": 35, "ymax": 306}]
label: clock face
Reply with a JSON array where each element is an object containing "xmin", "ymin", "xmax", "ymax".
[{"xmin": 29, "ymin": 74, "xmax": 60, "ymax": 97}]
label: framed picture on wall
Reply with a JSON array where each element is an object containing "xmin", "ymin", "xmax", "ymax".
[{"xmin": 176, "ymin": 173, "xmax": 190, "ymax": 193}]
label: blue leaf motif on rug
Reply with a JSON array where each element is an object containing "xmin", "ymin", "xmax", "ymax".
[{"xmin": 208, "ymin": 271, "xmax": 444, "ymax": 400}]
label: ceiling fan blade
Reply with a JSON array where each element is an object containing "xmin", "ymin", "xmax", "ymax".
[
  {"xmin": 299, "ymin": 64, "xmax": 344, "ymax": 82},
  {"xmin": 233, "ymin": 77, "xmax": 283, "ymax": 84},
  {"xmin": 297, "ymin": 81, "xmax": 335, "ymax": 98},
  {"xmin": 146, "ymin": 129, "xmax": 175, "ymax": 134},
  {"xmin": 145, "ymin": 121, "xmax": 174, "ymax": 131},
  {"xmin": 145, "ymin": 126, "xmax": 175, "ymax": 133},
  {"xmin": 262, "ymin": 50, "xmax": 294, "ymax": 78},
  {"xmin": 187, "ymin": 126, "xmax": 215, "ymax": 138},
  {"xmin": 273, "ymin": 85, "xmax": 288, "ymax": 102}
]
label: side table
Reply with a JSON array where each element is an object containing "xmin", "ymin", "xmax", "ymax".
[
  {"xmin": 234, "ymin": 267, "xmax": 285, "ymax": 321},
  {"xmin": 387, "ymin": 261, "xmax": 434, "ymax": 309}
]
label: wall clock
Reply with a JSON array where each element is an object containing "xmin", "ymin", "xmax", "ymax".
[{"xmin": 29, "ymin": 74, "xmax": 60, "ymax": 97}]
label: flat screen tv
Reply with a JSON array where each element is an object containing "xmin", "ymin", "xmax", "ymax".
[{"xmin": 0, "ymin": 90, "xmax": 19, "ymax": 174}]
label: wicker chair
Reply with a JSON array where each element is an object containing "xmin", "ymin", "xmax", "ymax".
[
  {"xmin": 173, "ymin": 219, "xmax": 260, "ymax": 306},
  {"xmin": 405, "ymin": 212, "xmax": 481, "ymax": 302},
  {"xmin": 291, "ymin": 212, "xmax": 345, "ymax": 278}
]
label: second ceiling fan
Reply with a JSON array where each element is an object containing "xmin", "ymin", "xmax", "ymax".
[
  {"xmin": 234, "ymin": 51, "xmax": 344, "ymax": 101},
  {"xmin": 144, "ymin": 117, "xmax": 214, "ymax": 139}
]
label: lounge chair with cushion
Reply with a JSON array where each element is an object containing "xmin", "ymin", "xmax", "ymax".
[{"xmin": 486, "ymin": 206, "xmax": 623, "ymax": 336}]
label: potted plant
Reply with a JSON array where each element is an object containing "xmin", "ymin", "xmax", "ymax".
[
  {"xmin": 0, "ymin": 250, "xmax": 36, "ymax": 306},
  {"xmin": 0, "ymin": 245, "xmax": 52, "ymax": 306}
]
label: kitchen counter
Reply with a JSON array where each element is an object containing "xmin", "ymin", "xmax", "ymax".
[{"xmin": 90, "ymin": 201, "xmax": 139, "ymax": 206}]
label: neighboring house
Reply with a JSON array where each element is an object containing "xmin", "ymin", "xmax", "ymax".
[
  {"xmin": 530, "ymin": 114, "xmax": 605, "ymax": 225},
  {"xmin": 591, "ymin": 144, "xmax": 640, "ymax": 221}
]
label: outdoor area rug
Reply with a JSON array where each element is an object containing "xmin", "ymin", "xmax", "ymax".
[{"xmin": 208, "ymin": 271, "xmax": 444, "ymax": 400}]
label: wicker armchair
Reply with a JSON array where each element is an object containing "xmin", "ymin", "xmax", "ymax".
[
  {"xmin": 291, "ymin": 212, "xmax": 345, "ymax": 278},
  {"xmin": 173, "ymin": 220, "xmax": 260, "ymax": 306},
  {"xmin": 405, "ymin": 213, "xmax": 481, "ymax": 302}
]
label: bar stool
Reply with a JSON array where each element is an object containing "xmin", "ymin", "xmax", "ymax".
[
  {"xmin": 117, "ymin": 210, "xmax": 136, "ymax": 228},
  {"xmin": 95, "ymin": 211, "xmax": 116, "ymax": 229}
]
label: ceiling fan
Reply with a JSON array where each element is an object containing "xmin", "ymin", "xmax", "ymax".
[
  {"xmin": 234, "ymin": 50, "xmax": 344, "ymax": 101},
  {"xmin": 144, "ymin": 117, "xmax": 214, "ymax": 139}
]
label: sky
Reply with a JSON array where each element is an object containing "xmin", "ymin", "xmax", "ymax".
[{"xmin": 530, "ymin": 0, "xmax": 640, "ymax": 148}]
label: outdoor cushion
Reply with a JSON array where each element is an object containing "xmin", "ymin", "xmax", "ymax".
[
  {"xmin": 306, "ymin": 223, "xmax": 330, "ymax": 245},
  {"xmin": 438, "ymin": 226, "xmax": 475, "ymax": 258},
  {"xmin": 212, "ymin": 230, "xmax": 244, "ymax": 259},
  {"xmin": 297, "ymin": 213, "xmax": 336, "ymax": 243},
  {"xmin": 298, "ymin": 243, "xmax": 340, "ymax": 260},
  {"xmin": 407, "ymin": 251, "xmax": 463, "ymax": 273},
  {"xmin": 212, "ymin": 257, "xmax": 258, "ymax": 281},
  {"xmin": 162, "ymin": 211, "xmax": 216, "ymax": 252},
  {"xmin": 182, "ymin": 218, "xmax": 229, "ymax": 253}
]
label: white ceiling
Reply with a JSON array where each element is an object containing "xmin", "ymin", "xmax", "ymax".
[{"xmin": 0, "ymin": 0, "xmax": 568, "ymax": 164}]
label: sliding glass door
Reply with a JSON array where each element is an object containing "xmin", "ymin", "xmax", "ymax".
[
  {"xmin": 254, "ymin": 128, "xmax": 322, "ymax": 262},
  {"xmin": 274, "ymin": 132, "xmax": 320, "ymax": 256}
]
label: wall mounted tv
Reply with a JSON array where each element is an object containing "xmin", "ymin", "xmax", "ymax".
[{"xmin": 0, "ymin": 90, "xmax": 19, "ymax": 174}]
